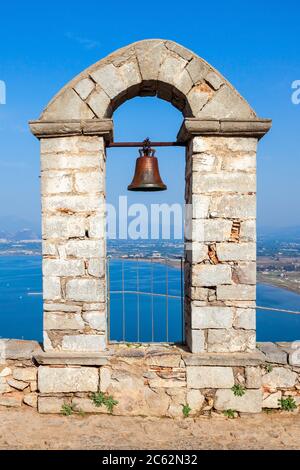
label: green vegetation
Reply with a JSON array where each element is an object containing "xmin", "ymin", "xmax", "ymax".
[
  {"xmin": 182, "ymin": 404, "xmax": 191, "ymax": 418},
  {"xmin": 278, "ymin": 396, "xmax": 297, "ymax": 411},
  {"xmin": 91, "ymin": 392, "xmax": 118, "ymax": 413},
  {"xmin": 223, "ymin": 409, "xmax": 236, "ymax": 419},
  {"xmin": 231, "ymin": 384, "xmax": 246, "ymax": 397},
  {"xmin": 61, "ymin": 403, "xmax": 85, "ymax": 416},
  {"xmin": 264, "ymin": 364, "xmax": 273, "ymax": 373}
]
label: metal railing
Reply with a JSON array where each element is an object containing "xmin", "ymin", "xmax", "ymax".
[{"xmin": 107, "ymin": 256, "xmax": 184, "ymax": 344}]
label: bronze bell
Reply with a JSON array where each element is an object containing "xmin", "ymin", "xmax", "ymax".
[{"xmin": 128, "ymin": 138, "xmax": 167, "ymax": 191}]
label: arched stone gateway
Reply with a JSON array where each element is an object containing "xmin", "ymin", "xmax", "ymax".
[{"xmin": 29, "ymin": 40, "xmax": 273, "ymax": 415}]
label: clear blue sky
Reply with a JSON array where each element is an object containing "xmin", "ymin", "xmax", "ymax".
[{"xmin": 0, "ymin": 0, "xmax": 299, "ymax": 232}]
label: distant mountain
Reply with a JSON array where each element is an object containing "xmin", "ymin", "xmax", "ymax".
[{"xmin": 0, "ymin": 215, "xmax": 41, "ymax": 240}]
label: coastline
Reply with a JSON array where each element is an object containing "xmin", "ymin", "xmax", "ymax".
[{"xmin": 257, "ymin": 273, "xmax": 300, "ymax": 296}]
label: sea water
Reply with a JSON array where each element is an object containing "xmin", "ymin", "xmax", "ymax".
[{"xmin": 0, "ymin": 256, "xmax": 300, "ymax": 343}]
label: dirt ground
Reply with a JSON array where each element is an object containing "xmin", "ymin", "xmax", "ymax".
[{"xmin": 0, "ymin": 408, "xmax": 300, "ymax": 450}]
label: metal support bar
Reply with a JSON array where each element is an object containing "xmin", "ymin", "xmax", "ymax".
[{"xmin": 107, "ymin": 141, "xmax": 186, "ymax": 148}]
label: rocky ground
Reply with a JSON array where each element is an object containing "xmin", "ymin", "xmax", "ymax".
[{"xmin": 0, "ymin": 408, "xmax": 300, "ymax": 450}]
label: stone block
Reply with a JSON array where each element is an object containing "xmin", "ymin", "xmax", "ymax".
[
  {"xmin": 214, "ymin": 389, "xmax": 262, "ymax": 413},
  {"xmin": 165, "ymin": 40, "xmax": 193, "ymax": 61},
  {"xmin": 87, "ymin": 259, "xmax": 105, "ymax": 277},
  {"xmin": 41, "ymin": 88, "xmax": 94, "ymax": 120},
  {"xmin": 42, "ymin": 172, "xmax": 73, "ymax": 194},
  {"xmin": 217, "ymin": 285, "xmax": 256, "ymax": 301},
  {"xmin": 186, "ymin": 389, "xmax": 205, "ymax": 413},
  {"xmin": 257, "ymin": 342, "xmax": 288, "ymax": 365},
  {"xmin": 135, "ymin": 40, "xmax": 168, "ymax": 81},
  {"xmin": 262, "ymin": 367, "xmax": 297, "ymax": 388},
  {"xmin": 262, "ymin": 391, "xmax": 281, "ymax": 408},
  {"xmin": 42, "ymin": 194, "xmax": 102, "ymax": 213},
  {"xmin": 65, "ymin": 240, "xmax": 105, "ymax": 258},
  {"xmin": 193, "ymin": 172, "xmax": 256, "ymax": 194},
  {"xmin": 187, "ymin": 366, "xmax": 234, "ymax": 388},
  {"xmin": 206, "ymin": 71, "xmax": 224, "ymax": 90},
  {"xmin": 186, "ymin": 329, "xmax": 205, "ymax": 353},
  {"xmin": 240, "ymin": 220, "xmax": 256, "ymax": 242},
  {"xmin": 186, "ymin": 243, "xmax": 208, "ymax": 264},
  {"xmin": 12, "ymin": 367, "xmax": 37, "ymax": 382},
  {"xmin": 186, "ymin": 84, "xmax": 212, "ymax": 116},
  {"xmin": 66, "ymin": 279, "xmax": 105, "ymax": 302},
  {"xmin": 42, "ymin": 215, "xmax": 86, "ymax": 239},
  {"xmin": 209, "ymin": 195, "xmax": 256, "ymax": 219},
  {"xmin": 159, "ymin": 56, "xmax": 192, "ymax": 96},
  {"xmin": 222, "ymin": 154, "xmax": 256, "ymax": 172},
  {"xmin": 38, "ymin": 397, "xmax": 66, "ymax": 414},
  {"xmin": 43, "ymin": 259, "xmax": 84, "ymax": 277},
  {"xmin": 41, "ymin": 154, "xmax": 100, "ymax": 171},
  {"xmin": 72, "ymin": 397, "xmax": 107, "ymax": 414},
  {"xmin": 3, "ymin": 339, "xmax": 42, "ymax": 360},
  {"xmin": 40, "ymin": 136, "xmax": 102, "ymax": 155},
  {"xmin": 207, "ymin": 329, "xmax": 256, "ymax": 352},
  {"xmin": 74, "ymin": 171, "xmax": 103, "ymax": 194},
  {"xmin": 88, "ymin": 214, "xmax": 105, "ymax": 239},
  {"xmin": 192, "ymin": 219, "xmax": 232, "ymax": 242},
  {"xmin": 191, "ymin": 305, "xmax": 233, "ymax": 329},
  {"xmin": 193, "ymin": 264, "xmax": 232, "ymax": 287},
  {"xmin": 43, "ymin": 277, "xmax": 61, "ymax": 301},
  {"xmin": 91, "ymin": 64, "xmax": 126, "ymax": 100},
  {"xmin": 62, "ymin": 334, "xmax": 106, "ymax": 351},
  {"xmin": 83, "ymin": 311, "xmax": 106, "ymax": 331},
  {"xmin": 74, "ymin": 77, "xmax": 95, "ymax": 100},
  {"xmin": 192, "ymin": 195, "xmax": 210, "ymax": 218},
  {"xmin": 0, "ymin": 367, "xmax": 12, "ymax": 377},
  {"xmin": 38, "ymin": 366, "xmax": 99, "ymax": 393},
  {"xmin": 233, "ymin": 263, "xmax": 256, "ymax": 285},
  {"xmin": 192, "ymin": 153, "xmax": 217, "ymax": 172},
  {"xmin": 234, "ymin": 309, "xmax": 256, "ymax": 330},
  {"xmin": 44, "ymin": 313, "xmax": 84, "ymax": 330},
  {"xmin": 23, "ymin": 393, "xmax": 38, "ymax": 408},
  {"xmin": 44, "ymin": 303, "xmax": 82, "ymax": 313},
  {"xmin": 245, "ymin": 366, "xmax": 261, "ymax": 388},
  {"xmin": 217, "ymin": 243, "xmax": 256, "ymax": 262},
  {"xmin": 0, "ymin": 393, "xmax": 23, "ymax": 407},
  {"xmin": 86, "ymin": 88, "xmax": 111, "ymax": 117},
  {"xmin": 199, "ymin": 85, "xmax": 255, "ymax": 120}
]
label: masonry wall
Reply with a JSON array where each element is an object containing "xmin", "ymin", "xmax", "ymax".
[
  {"xmin": 1, "ymin": 340, "xmax": 300, "ymax": 416},
  {"xmin": 185, "ymin": 136, "xmax": 257, "ymax": 353},
  {"xmin": 40, "ymin": 136, "xmax": 107, "ymax": 351}
]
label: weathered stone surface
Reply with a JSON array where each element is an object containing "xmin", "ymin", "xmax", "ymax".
[
  {"xmin": 44, "ymin": 303, "xmax": 82, "ymax": 313},
  {"xmin": 83, "ymin": 311, "xmax": 106, "ymax": 331},
  {"xmin": 186, "ymin": 389, "xmax": 205, "ymax": 413},
  {"xmin": 262, "ymin": 367, "xmax": 297, "ymax": 388},
  {"xmin": 262, "ymin": 391, "xmax": 281, "ymax": 409},
  {"xmin": 192, "ymin": 195, "xmax": 210, "ymax": 218},
  {"xmin": 42, "ymin": 216, "xmax": 86, "ymax": 239},
  {"xmin": 43, "ymin": 259, "xmax": 84, "ymax": 277},
  {"xmin": 210, "ymin": 195, "xmax": 256, "ymax": 219},
  {"xmin": 193, "ymin": 264, "xmax": 232, "ymax": 287},
  {"xmin": 41, "ymin": 88, "xmax": 94, "ymax": 120},
  {"xmin": 240, "ymin": 220, "xmax": 256, "ymax": 242},
  {"xmin": 66, "ymin": 279, "xmax": 105, "ymax": 302},
  {"xmin": 43, "ymin": 277, "xmax": 61, "ymax": 301},
  {"xmin": 74, "ymin": 77, "xmax": 95, "ymax": 100},
  {"xmin": 38, "ymin": 366, "xmax": 99, "ymax": 393},
  {"xmin": 145, "ymin": 353, "xmax": 181, "ymax": 368},
  {"xmin": 193, "ymin": 172, "xmax": 256, "ymax": 194},
  {"xmin": 214, "ymin": 389, "xmax": 262, "ymax": 413},
  {"xmin": 43, "ymin": 194, "xmax": 102, "ymax": 213},
  {"xmin": 192, "ymin": 153, "xmax": 217, "ymax": 172},
  {"xmin": 234, "ymin": 309, "xmax": 256, "ymax": 330},
  {"xmin": 38, "ymin": 396, "xmax": 65, "ymax": 414},
  {"xmin": 216, "ymin": 243, "xmax": 256, "ymax": 261},
  {"xmin": 245, "ymin": 366, "xmax": 261, "ymax": 388},
  {"xmin": 86, "ymin": 88, "xmax": 111, "ymax": 118},
  {"xmin": 207, "ymin": 329, "xmax": 256, "ymax": 352},
  {"xmin": 44, "ymin": 313, "xmax": 85, "ymax": 330},
  {"xmin": 217, "ymin": 285, "xmax": 256, "ymax": 301},
  {"xmin": 62, "ymin": 335, "xmax": 106, "ymax": 352},
  {"xmin": 0, "ymin": 381, "xmax": 12, "ymax": 393},
  {"xmin": 0, "ymin": 392, "xmax": 23, "ymax": 407},
  {"xmin": 186, "ymin": 329, "xmax": 205, "ymax": 353},
  {"xmin": 64, "ymin": 240, "xmax": 105, "ymax": 259},
  {"xmin": 42, "ymin": 172, "xmax": 73, "ymax": 194},
  {"xmin": 187, "ymin": 366, "xmax": 234, "ymax": 388},
  {"xmin": 12, "ymin": 368, "xmax": 37, "ymax": 382},
  {"xmin": 23, "ymin": 393, "xmax": 38, "ymax": 408},
  {"xmin": 199, "ymin": 85, "xmax": 255, "ymax": 120},
  {"xmin": 0, "ymin": 367, "xmax": 12, "ymax": 377},
  {"xmin": 74, "ymin": 171, "xmax": 103, "ymax": 194},
  {"xmin": 72, "ymin": 397, "xmax": 107, "ymax": 414},
  {"xmin": 159, "ymin": 56, "xmax": 192, "ymax": 96},
  {"xmin": 87, "ymin": 259, "xmax": 105, "ymax": 278},
  {"xmin": 7, "ymin": 379, "xmax": 28, "ymax": 391},
  {"xmin": 257, "ymin": 342, "xmax": 287, "ymax": 365},
  {"xmin": 191, "ymin": 305, "xmax": 233, "ymax": 329},
  {"xmin": 233, "ymin": 263, "xmax": 256, "ymax": 285},
  {"xmin": 222, "ymin": 154, "xmax": 256, "ymax": 172},
  {"xmin": 91, "ymin": 64, "xmax": 126, "ymax": 100},
  {"xmin": 193, "ymin": 219, "xmax": 232, "ymax": 242},
  {"xmin": 186, "ymin": 243, "xmax": 208, "ymax": 264},
  {"xmin": 3, "ymin": 340, "xmax": 42, "ymax": 360},
  {"xmin": 135, "ymin": 40, "xmax": 167, "ymax": 81}
]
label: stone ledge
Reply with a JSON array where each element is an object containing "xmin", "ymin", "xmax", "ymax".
[
  {"xmin": 177, "ymin": 118, "xmax": 272, "ymax": 141},
  {"xmin": 34, "ymin": 352, "xmax": 109, "ymax": 366},
  {"xmin": 0, "ymin": 339, "xmax": 42, "ymax": 360},
  {"xmin": 183, "ymin": 350, "xmax": 265, "ymax": 366},
  {"xmin": 29, "ymin": 119, "xmax": 114, "ymax": 143}
]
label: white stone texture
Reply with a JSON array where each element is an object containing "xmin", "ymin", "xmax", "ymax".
[
  {"xmin": 234, "ymin": 309, "xmax": 256, "ymax": 330},
  {"xmin": 38, "ymin": 366, "xmax": 99, "ymax": 393},
  {"xmin": 44, "ymin": 313, "xmax": 85, "ymax": 330},
  {"xmin": 42, "ymin": 216, "xmax": 86, "ymax": 239},
  {"xmin": 43, "ymin": 259, "xmax": 84, "ymax": 277},
  {"xmin": 262, "ymin": 367, "xmax": 298, "ymax": 388},
  {"xmin": 43, "ymin": 277, "xmax": 61, "ymax": 300},
  {"xmin": 192, "ymin": 264, "xmax": 232, "ymax": 287},
  {"xmin": 191, "ymin": 305, "xmax": 233, "ymax": 329},
  {"xmin": 216, "ymin": 243, "xmax": 256, "ymax": 261},
  {"xmin": 207, "ymin": 329, "xmax": 256, "ymax": 352},
  {"xmin": 214, "ymin": 389, "xmax": 262, "ymax": 413},
  {"xmin": 217, "ymin": 285, "xmax": 256, "ymax": 301},
  {"xmin": 62, "ymin": 334, "xmax": 106, "ymax": 351},
  {"xmin": 187, "ymin": 366, "xmax": 234, "ymax": 388}
]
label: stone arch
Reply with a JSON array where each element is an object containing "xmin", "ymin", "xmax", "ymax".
[{"xmin": 39, "ymin": 39, "xmax": 256, "ymax": 121}]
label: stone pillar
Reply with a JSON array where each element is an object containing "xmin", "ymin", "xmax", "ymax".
[
  {"xmin": 185, "ymin": 134, "xmax": 258, "ymax": 353},
  {"xmin": 40, "ymin": 134, "xmax": 107, "ymax": 352}
]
